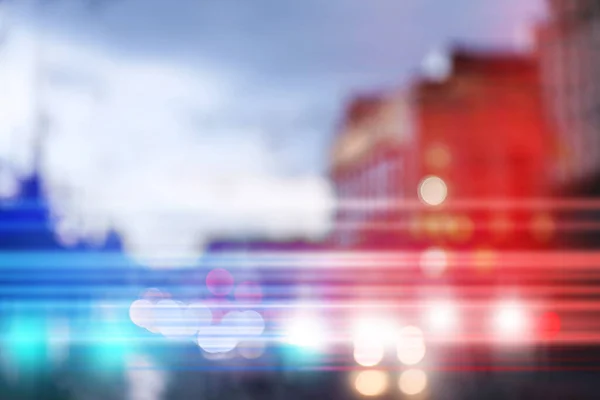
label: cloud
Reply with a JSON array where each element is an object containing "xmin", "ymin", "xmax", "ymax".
[
  {"xmin": 0, "ymin": 21, "xmax": 335, "ymax": 265},
  {"xmin": 0, "ymin": 22, "xmax": 38, "ymax": 176},
  {"xmin": 79, "ymin": 170, "xmax": 333, "ymax": 268}
]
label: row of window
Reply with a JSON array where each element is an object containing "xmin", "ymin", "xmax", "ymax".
[
  {"xmin": 542, "ymin": 15, "xmax": 600, "ymax": 181},
  {"xmin": 334, "ymin": 156, "xmax": 405, "ymax": 247},
  {"xmin": 337, "ymin": 158, "xmax": 403, "ymax": 201}
]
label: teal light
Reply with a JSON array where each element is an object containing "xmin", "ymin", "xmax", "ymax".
[
  {"xmin": 281, "ymin": 342, "xmax": 321, "ymax": 367},
  {"xmin": 7, "ymin": 317, "xmax": 47, "ymax": 371},
  {"xmin": 91, "ymin": 321, "xmax": 130, "ymax": 371}
]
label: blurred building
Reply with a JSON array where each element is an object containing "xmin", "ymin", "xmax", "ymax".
[
  {"xmin": 329, "ymin": 93, "xmax": 416, "ymax": 249},
  {"xmin": 537, "ymin": 0, "xmax": 600, "ymax": 184},
  {"xmin": 326, "ymin": 50, "xmax": 561, "ymax": 389},
  {"xmin": 0, "ymin": 162, "xmax": 127, "ymax": 399},
  {"xmin": 329, "ymin": 48, "xmax": 557, "ymax": 252},
  {"xmin": 412, "ymin": 49, "xmax": 556, "ymax": 251}
]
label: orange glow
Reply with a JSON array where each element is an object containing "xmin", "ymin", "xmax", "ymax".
[
  {"xmin": 472, "ymin": 248, "xmax": 496, "ymax": 272},
  {"xmin": 531, "ymin": 212, "xmax": 555, "ymax": 242},
  {"xmin": 452, "ymin": 214, "xmax": 474, "ymax": 242},
  {"xmin": 354, "ymin": 371, "xmax": 389, "ymax": 397},
  {"xmin": 352, "ymin": 318, "xmax": 396, "ymax": 367},
  {"xmin": 423, "ymin": 214, "xmax": 443, "ymax": 238},
  {"xmin": 353, "ymin": 341, "xmax": 385, "ymax": 367},
  {"xmin": 444, "ymin": 214, "xmax": 459, "ymax": 238},
  {"xmin": 399, "ymin": 369, "xmax": 428, "ymax": 396},
  {"xmin": 425, "ymin": 144, "xmax": 452, "ymax": 170},
  {"xmin": 397, "ymin": 326, "xmax": 426, "ymax": 365}
]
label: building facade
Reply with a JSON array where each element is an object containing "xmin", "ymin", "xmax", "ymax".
[
  {"xmin": 329, "ymin": 93, "xmax": 416, "ymax": 249},
  {"xmin": 412, "ymin": 49, "xmax": 557, "ymax": 251},
  {"xmin": 537, "ymin": 0, "xmax": 600, "ymax": 183},
  {"xmin": 330, "ymin": 48, "xmax": 557, "ymax": 252}
]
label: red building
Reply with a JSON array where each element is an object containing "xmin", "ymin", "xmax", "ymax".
[
  {"xmin": 329, "ymin": 47, "xmax": 558, "ymax": 326},
  {"xmin": 325, "ymin": 49, "xmax": 566, "ymax": 382},
  {"xmin": 412, "ymin": 49, "xmax": 557, "ymax": 252},
  {"xmin": 330, "ymin": 48, "xmax": 558, "ymax": 254}
]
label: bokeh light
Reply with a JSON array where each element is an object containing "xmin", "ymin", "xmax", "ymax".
[
  {"xmin": 531, "ymin": 212, "xmax": 555, "ymax": 242},
  {"xmin": 197, "ymin": 325, "xmax": 239, "ymax": 354},
  {"xmin": 493, "ymin": 301, "xmax": 530, "ymax": 341},
  {"xmin": 397, "ymin": 326, "xmax": 426, "ymax": 365},
  {"xmin": 139, "ymin": 299, "xmax": 212, "ymax": 338},
  {"xmin": 472, "ymin": 248, "xmax": 496, "ymax": 272},
  {"xmin": 399, "ymin": 369, "xmax": 428, "ymax": 396},
  {"xmin": 538, "ymin": 311, "xmax": 561, "ymax": 340},
  {"xmin": 206, "ymin": 298, "xmax": 233, "ymax": 324},
  {"xmin": 197, "ymin": 310, "xmax": 265, "ymax": 354},
  {"xmin": 422, "ymin": 48, "xmax": 452, "ymax": 81},
  {"xmin": 234, "ymin": 281, "xmax": 263, "ymax": 304},
  {"xmin": 179, "ymin": 302, "xmax": 213, "ymax": 336},
  {"xmin": 129, "ymin": 299, "xmax": 154, "ymax": 331},
  {"xmin": 238, "ymin": 340, "xmax": 266, "ymax": 360},
  {"xmin": 418, "ymin": 176, "xmax": 447, "ymax": 206},
  {"xmin": 286, "ymin": 316, "xmax": 326, "ymax": 349},
  {"xmin": 206, "ymin": 268, "xmax": 235, "ymax": 296},
  {"xmin": 353, "ymin": 340, "xmax": 385, "ymax": 367},
  {"xmin": 354, "ymin": 370, "xmax": 389, "ymax": 397},
  {"xmin": 153, "ymin": 299, "xmax": 184, "ymax": 338},
  {"xmin": 222, "ymin": 310, "xmax": 266, "ymax": 338},
  {"xmin": 352, "ymin": 318, "xmax": 398, "ymax": 346},
  {"xmin": 426, "ymin": 300, "xmax": 459, "ymax": 335},
  {"xmin": 352, "ymin": 318, "xmax": 396, "ymax": 366},
  {"xmin": 423, "ymin": 214, "xmax": 443, "ymax": 238},
  {"xmin": 420, "ymin": 247, "xmax": 448, "ymax": 277}
]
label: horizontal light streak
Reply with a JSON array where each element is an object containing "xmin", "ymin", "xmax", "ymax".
[
  {"xmin": 5, "ymin": 249, "xmax": 600, "ymax": 267},
  {"xmin": 336, "ymin": 198, "xmax": 600, "ymax": 210}
]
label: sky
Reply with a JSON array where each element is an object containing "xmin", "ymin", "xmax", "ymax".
[{"xmin": 0, "ymin": 0, "xmax": 546, "ymax": 262}]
